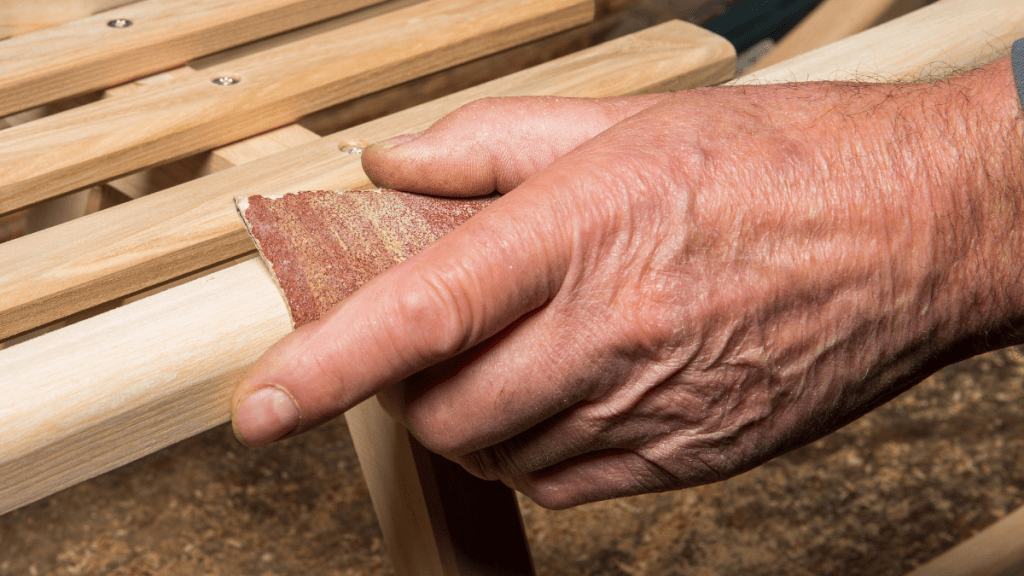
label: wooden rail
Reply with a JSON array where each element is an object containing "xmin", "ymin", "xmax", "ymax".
[
  {"xmin": 0, "ymin": 0, "xmax": 389, "ymax": 117},
  {"xmin": 744, "ymin": 0, "xmax": 929, "ymax": 73}
]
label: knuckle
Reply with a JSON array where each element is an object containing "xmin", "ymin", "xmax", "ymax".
[{"xmin": 384, "ymin": 268, "xmax": 476, "ymax": 364}]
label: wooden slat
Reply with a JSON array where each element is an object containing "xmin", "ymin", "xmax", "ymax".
[
  {"xmin": 0, "ymin": 0, "xmax": 136, "ymax": 40},
  {"xmin": 737, "ymin": 0, "xmax": 1024, "ymax": 85},
  {"xmin": 0, "ymin": 18, "xmax": 736, "ymax": 514},
  {"xmin": 0, "ymin": 0, "xmax": 594, "ymax": 215},
  {"xmin": 0, "ymin": 19, "xmax": 734, "ymax": 342},
  {"xmin": 744, "ymin": 0, "xmax": 930, "ymax": 74},
  {"xmin": 0, "ymin": 0, "xmax": 389, "ymax": 117},
  {"xmin": 903, "ymin": 505, "xmax": 1024, "ymax": 576}
]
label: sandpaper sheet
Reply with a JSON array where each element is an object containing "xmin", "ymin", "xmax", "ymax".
[{"xmin": 236, "ymin": 189, "xmax": 494, "ymax": 327}]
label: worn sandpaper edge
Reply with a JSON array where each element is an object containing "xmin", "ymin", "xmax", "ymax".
[
  {"xmin": 235, "ymin": 194, "xmax": 297, "ymax": 328},
  {"xmin": 235, "ymin": 188, "xmax": 415, "ymax": 328}
]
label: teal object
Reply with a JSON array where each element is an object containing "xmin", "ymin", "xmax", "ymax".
[
  {"xmin": 704, "ymin": 0, "xmax": 823, "ymax": 53},
  {"xmin": 1013, "ymin": 39, "xmax": 1024, "ymax": 110}
]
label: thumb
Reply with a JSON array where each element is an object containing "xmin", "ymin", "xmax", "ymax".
[
  {"xmin": 361, "ymin": 94, "xmax": 669, "ymax": 196},
  {"xmin": 230, "ymin": 186, "xmax": 569, "ymax": 446}
]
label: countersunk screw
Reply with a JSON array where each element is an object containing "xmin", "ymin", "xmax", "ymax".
[
  {"xmin": 211, "ymin": 76, "xmax": 240, "ymax": 86},
  {"xmin": 339, "ymin": 144, "xmax": 364, "ymax": 156},
  {"xmin": 107, "ymin": 18, "xmax": 132, "ymax": 28}
]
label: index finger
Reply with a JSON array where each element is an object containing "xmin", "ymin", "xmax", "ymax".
[{"xmin": 231, "ymin": 184, "xmax": 571, "ymax": 446}]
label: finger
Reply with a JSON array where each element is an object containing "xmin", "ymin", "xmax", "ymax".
[
  {"xmin": 450, "ymin": 401, "xmax": 643, "ymax": 482},
  {"xmin": 231, "ymin": 184, "xmax": 572, "ymax": 446},
  {"xmin": 372, "ymin": 119, "xmax": 677, "ymax": 460},
  {"xmin": 509, "ymin": 449, "xmax": 686, "ymax": 509},
  {"xmin": 361, "ymin": 94, "xmax": 670, "ymax": 197}
]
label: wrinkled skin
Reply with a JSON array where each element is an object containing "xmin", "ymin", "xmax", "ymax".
[{"xmin": 233, "ymin": 58, "xmax": 1024, "ymax": 509}]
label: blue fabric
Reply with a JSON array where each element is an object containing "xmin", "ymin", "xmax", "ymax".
[{"xmin": 1013, "ymin": 39, "xmax": 1024, "ymax": 110}]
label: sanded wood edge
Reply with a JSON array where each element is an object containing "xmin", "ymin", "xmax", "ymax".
[
  {"xmin": 0, "ymin": 258, "xmax": 292, "ymax": 515},
  {"xmin": 903, "ymin": 505, "xmax": 1024, "ymax": 576},
  {"xmin": 0, "ymin": 0, "xmax": 389, "ymax": 117},
  {"xmin": 0, "ymin": 20, "xmax": 736, "ymax": 342}
]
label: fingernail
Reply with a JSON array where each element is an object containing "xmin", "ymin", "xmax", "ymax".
[
  {"xmin": 374, "ymin": 132, "xmax": 422, "ymax": 151},
  {"xmin": 233, "ymin": 386, "xmax": 300, "ymax": 446}
]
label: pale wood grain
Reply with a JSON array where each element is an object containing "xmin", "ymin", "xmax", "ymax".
[
  {"xmin": 0, "ymin": 0, "xmax": 593, "ymax": 215},
  {"xmin": 0, "ymin": 0, "xmax": 388, "ymax": 116},
  {"xmin": 0, "ymin": 258, "xmax": 292, "ymax": 515},
  {"xmin": 737, "ymin": 0, "xmax": 1024, "ymax": 85},
  {"xmin": 745, "ymin": 0, "xmax": 930, "ymax": 74},
  {"xmin": 345, "ymin": 402, "xmax": 452, "ymax": 576},
  {"xmin": 0, "ymin": 0, "xmax": 136, "ymax": 39},
  {"xmin": 0, "ymin": 20, "xmax": 735, "ymax": 342},
  {"xmin": 903, "ymin": 504, "xmax": 1024, "ymax": 576}
]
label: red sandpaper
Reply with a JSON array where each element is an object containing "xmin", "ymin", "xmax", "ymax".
[{"xmin": 236, "ymin": 189, "xmax": 494, "ymax": 327}]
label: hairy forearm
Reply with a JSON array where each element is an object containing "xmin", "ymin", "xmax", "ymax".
[{"xmin": 930, "ymin": 57, "xmax": 1024, "ymax": 351}]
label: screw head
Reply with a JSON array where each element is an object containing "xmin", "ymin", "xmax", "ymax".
[
  {"xmin": 107, "ymin": 18, "xmax": 132, "ymax": 28},
  {"xmin": 211, "ymin": 76, "xmax": 240, "ymax": 86},
  {"xmin": 339, "ymin": 144, "xmax": 364, "ymax": 156}
]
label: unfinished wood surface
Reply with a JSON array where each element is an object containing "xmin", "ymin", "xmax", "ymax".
[
  {"xmin": 0, "ymin": 20, "xmax": 734, "ymax": 342},
  {"xmin": 903, "ymin": 504, "xmax": 1024, "ymax": 576},
  {"xmin": 0, "ymin": 0, "xmax": 389, "ymax": 117},
  {"xmin": 738, "ymin": 0, "xmax": 1024, "ymax": 85},
  {"xmin": 0, "ymin": 0, "xmax": 136, "ymax": 40},
  {"xmin": 0, "ymin": 258, "xmax": 291, "ymax": 516},
  {"xmin": 104, "ymin": 66, "xmax": 322, "ymax": 195},
  {"xmin": 745, "ymin": 0, "xmax": 930, "ymax": 73},
  {"xmin": 348, "ymin": 404, "xmax": 534, "ymax": 576},
  {"xmin": 0, "ymin": 0, "xmax": 593, "ymax": 215},
  {"xmin": 0, "ymin": 20, "xmax": 734, "ymax": 515},
  {"xmin": 300, "ymin": 10, "xmax": 625, "ymax": 136}
]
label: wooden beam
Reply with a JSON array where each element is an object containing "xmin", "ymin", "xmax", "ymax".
[
  {"xmin": 744, "ymin": 0, "xmax": 930, "ymax": 74},
  {"xmin": 0, "ymin": 19, "xmax": 734, "ymax": 342},
  {"xmin": 903, "ymin": 504, "xmax": 1024, "ymax": 576},
  {"xmin": 0, "ymin": 0, "xmax": 389, "ymax": 116},
  {"xmin": 0, "ymin": 17, "xmax": 735, "ymax": 512},
  {"xmin": 0, "ymin": 0, "xmax": 594, "ymax": 215}
]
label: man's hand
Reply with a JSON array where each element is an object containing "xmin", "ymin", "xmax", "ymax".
[{"xmin": 232, "ymin": 59, "xmax": 1024, "ymax": 509}]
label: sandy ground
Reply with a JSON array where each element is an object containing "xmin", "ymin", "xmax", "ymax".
[{"xmin": 2, "ymin": 347, "xmax": 1023, "ymax": 575}]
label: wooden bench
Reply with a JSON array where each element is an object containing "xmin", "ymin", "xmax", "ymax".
[{"xmin": 0, "ymin": 0, "xmax": 1022, "ymax": 573}]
